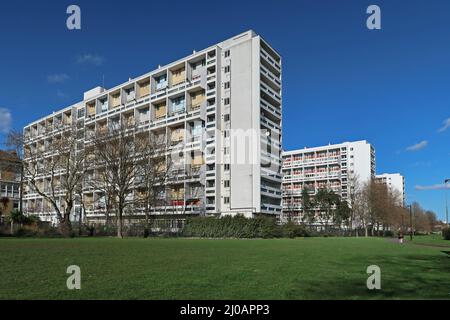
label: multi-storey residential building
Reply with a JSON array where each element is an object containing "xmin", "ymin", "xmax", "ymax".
[
  {"xmin": 0, "ymin": 150, "xmax": 21, "ymax": 221},
  {"xmin": 282, "ymin": 140, "xmax": 375, "ymax": 223},
  {"xmin": 22, "ymin": 30, "xmax": 282, "ymax": 227},
  {"xmin": 375, "ymin": 173, "xmax": 405, "ymax": 206}
]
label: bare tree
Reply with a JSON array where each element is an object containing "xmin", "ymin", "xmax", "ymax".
[
  {"xmin": 134, "ymin": 131, "xmax": 172, "ymax": 235},
  {"xmin": 92, "ymin": 123, "xmax": 160, "ymax": 238},
  {"xmin": 354, "ymin": 180, "xmax": 372, "ymax": 237},
  {"xmin": 5, "ymin": 130, "xmax": 24, "ymax": 212},
  {"xmin": 281, "ymin": 188, "xmax": 296, "ymax": 224},
  {"xmin": 20, "ymin": 129, "xmax": 84, "ymax": 235},
  {"xmin": 347, "ymin": 173, "xmax": 361, "ymax": 236}
]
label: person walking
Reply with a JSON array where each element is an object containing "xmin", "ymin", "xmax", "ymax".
[{"xmin": 398, "ymin": 230, "xmax": 404, "ymax": 244}]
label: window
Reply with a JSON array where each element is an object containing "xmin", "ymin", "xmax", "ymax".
[
  {"xmin": 156, "ymin": 75, "xmax": 168, "ymax": 90},
  {"xmin": 224, "ymin": 130, "xmax": 229, "ymax": 138},
  {"xmin": 224, "ymin": 66, "xmax": 230, "ymax": 73},
  {"xmin": 224, "ymin": 50, "xmax": 230, "ymax": 58},
  {"xmin": 100, "ymin": 99, "xmax": 108, "ymax": 112},
  {"xmin": 224, "ymin": 147, "xmax": 229, "ymax": 155},
  {"xmin": 139, "ymin": 108, "xmax": 150, "ymax": 123},
  {"xmin": 224, "ymin": 82, "xmax": 230, "ymax": 89},
  {"xmin": 224, "ymin": 197, "xmax": 230, "ymax": 204},
  {"xmin": 224, "ymin": 164, "xmax": 230, "ymax": 171},
  {"xmin": 224, "ymin": 98, "xmax": 230, "ymax": 105},
  {"xmin": 172, "ymin": 96, "xmax": 185, "ymax": 113},
  {"xmin": 192, "ymin": 122, "xmax": 202, "ymax": 136},
  {"xmin": 77, "ymin": 108, "xmax": 85, "ymax": 118},
  {"xmin": 193, "ymin": 60, "xmax": 205, "ymax": 70},
  {"xmin": 224, "ymin": 180, "xmax": 230, "ymax": 188},
  {"xmin": 125, "ymin": 88, "xmax": 135, "ymax": 100},
  {"xmin": 224, "ymin": 114, "xmax": 230, "ymax": 122}
]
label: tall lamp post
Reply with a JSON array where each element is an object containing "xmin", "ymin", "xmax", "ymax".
[
  {"xmin": 407, "ymin": 204, "xmax": 413, "ymax": 241},
  {"xmin": 445, "ymin": 179, "xmax": 449, "ymax": 227}
]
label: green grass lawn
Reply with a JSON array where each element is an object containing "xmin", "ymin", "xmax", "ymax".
[
  {"xmin": 0, "ymin": 237, "xmax": 449, "ymax": 300},
  {"xmin": 410, "ymin": 234, "xmax": 450, "ymax": 248}
]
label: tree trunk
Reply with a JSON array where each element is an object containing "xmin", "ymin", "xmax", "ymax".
[
  {"xmin": 117, "ymin": 207, "xmax": 123, "ymax": 238},
  {"xmin": 59, "ymin": 218, "xmax": 72, "ymax": 237},
  {"xmin": 78, "ymin": 208, "xmax": 83, "ymax": 237},
  {"xmin": 19, "ymin": 165, "xmax": 24, "ymax": 212}
]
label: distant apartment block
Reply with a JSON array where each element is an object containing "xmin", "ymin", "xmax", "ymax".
[
  {"xmin": 282, "ymin": 140, "xmax": 375, "ymax": 223},
  {"xmin": 375, "ymin": 173, "xmax": 405, "ymax": 206},
  {"xmin": 22, "ymin": 30, "xmax": 282, "ymax": 226},
  {"xmin": 0, "ymin": 150, "xmax": 21, "ymax": 220}
]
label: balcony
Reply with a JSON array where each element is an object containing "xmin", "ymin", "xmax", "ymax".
[
  {"xmin": 260, "ymin": 83, "xmax": 281, "ymax": 106},
  {"xmin": 154, "ymin": 74, "xmax": 168, "ymax": 92},
  {"xmin": 260, "ymin": 115, "xmax": 280, "ymax": 131},
  {"xmin": 99, "ymin": 99, "xmax": 108, "ymax": 114},
  {"xmin": 260, "ymin": 47, "xmax": 281, "ymax": 75},
  {"xmin": 261, "ymin": 203, "xmax": 282, "ymax": 214},
  {"xmin": 137, "ymin": 79, "xmax": 150, "ymax": 99},
  {"xmin": 171, "ymin": 66, "xmax": 186, "ymax": 87},
  {"xmin": 86, "ymin": 102, "xmax": 96, "ymax": 117},
  {"xmin": 260, "ymin": 64, "xmax": 281, "ymax": 92},
  {"xmin": 154, "ymin": 103, "xmax": 167, "ymax": 120},
  {"xmin": 170, "ymin": 97, "xmax": 186, "ymax": 116},
  {"xmin": 189, "ymin": 90, "xmax": 205, "ymax": 112},
  {"xmin": 124, "ymin": 87, "xmax": 135, "ymax": 103},
  {"xmin": 170, "ymin": 126, "xmax": 184, "ymax": 145},
  {"xmin": 260, "ymin": 98, "xmax": 281, "ymax": 120},
  {"xmin": 109, "ymin": 92, "xmax": 121, "ymax": 109},
  {"xmin": 261, "ymin": 185, "xmax": 282, "ymax": 198}
]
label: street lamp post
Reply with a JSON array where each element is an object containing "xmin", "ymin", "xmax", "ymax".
[
  {"xmin": 445, "ymin": 179, "xmax": 449, "ymax": 226},
  {"xmin": 409, "ymin": 204, "xmax": 413, "ymax": 241}
]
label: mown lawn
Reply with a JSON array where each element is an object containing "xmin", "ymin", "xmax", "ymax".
[
  {"xmin": 0, "ymin": 237, "xmax": 449, "ymax": 300},
  {"xmin": 410, "ymin": 234, "xmax": 450, "ymax": 248}
]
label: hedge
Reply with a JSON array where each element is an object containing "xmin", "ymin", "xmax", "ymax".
[
  {"xmin": 443, "ymin": 228, "xmax": 450, "ymax": 240},
  {"xmin": 182, "ymin": 215, "xmax": 310, "ymax": 239}
]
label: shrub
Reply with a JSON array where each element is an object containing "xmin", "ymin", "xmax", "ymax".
[
  {"xmin": 383, "ymin": 230, "xmax": 394, "ymax": 238},
  {"xmin": 281, "ymin": 222, "xmax": 310, "ymax": 238},
  {"xmin": 183, "ymin": 215, "xmax": 310, "ymax": 239},
  {"xmin": 443, "ymin": 228, "xmax": 450, "ymax": 240}
]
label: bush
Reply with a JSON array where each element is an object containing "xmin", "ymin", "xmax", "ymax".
[
  {"xmin": 383, "ymin": 230, "xmax": 394, "ymax": 238},
  {"xmin": 281, "ymin": 222, "xmax": 310, "ymax": 238},
  {"xmin": 443, "ymin": 228, "xmax": 450, "ymax": 240},
  {"xmin": 182, "ymin": 215, "xmax": 310, "ymax": 239}
]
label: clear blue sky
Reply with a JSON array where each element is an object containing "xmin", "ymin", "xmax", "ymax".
[{"xmin": 0, "ymin": 0, "xmax": 449, "ymax": 219}]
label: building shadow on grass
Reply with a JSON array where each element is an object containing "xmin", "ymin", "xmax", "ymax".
[{"xmin": 285, "ymin": 253, "xmax": 450, "ymax": 300}]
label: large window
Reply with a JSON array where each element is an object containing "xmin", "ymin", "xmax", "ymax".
[
  {"xmin": 100, "ymin": 99, "xmax": 108, "ymax": 113},
  {"xmin": 156, "ymin": 75, "xmax": 167, "ymax": 90},
  {"xmin": 192, "ymin": 122, "xmax": 202, "ymax": 136},
  {"xmin": 138, "ymin": 108, "xmax": 150, "ymax": 123},
  {"xmin": 172, "ymin": 96, "xmax": 185, "ymax": 113}
]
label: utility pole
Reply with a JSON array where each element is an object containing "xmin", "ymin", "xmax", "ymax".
[
  {"xmin": 409, "ymin": 204, "xmax": 413, "ymax": 241},
  {"xmin": 445, "ymin": 179, "xmax": 449, "ymax": 227}
]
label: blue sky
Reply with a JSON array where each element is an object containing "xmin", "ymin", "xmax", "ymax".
[{"xmin": 0, "ymin": 0, "xmax": 449, "ymax": 219}]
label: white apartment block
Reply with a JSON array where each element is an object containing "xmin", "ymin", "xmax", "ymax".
[
  {"xmin": 375, "ymin": 173, "xmax": 405, "ymax": 206},
  {"xmin": 22, "ymin": 30, "xmax": 282, "ymax": 227},
  {"xmin": 282, "ymin": 140, "xmax": 375, "ymax": 223}
]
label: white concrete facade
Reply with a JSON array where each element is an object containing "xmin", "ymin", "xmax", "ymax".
[
  {"xmin": 375, "ymin": 173, "xmax": 405, "ymax": 206},
  {"xmin": 22, "ymin": 30, "xmax": 282, "ymax": 226},
  {"xmin": 282, "ymin": 140, "xmax": 376, "ymax": 222}
]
